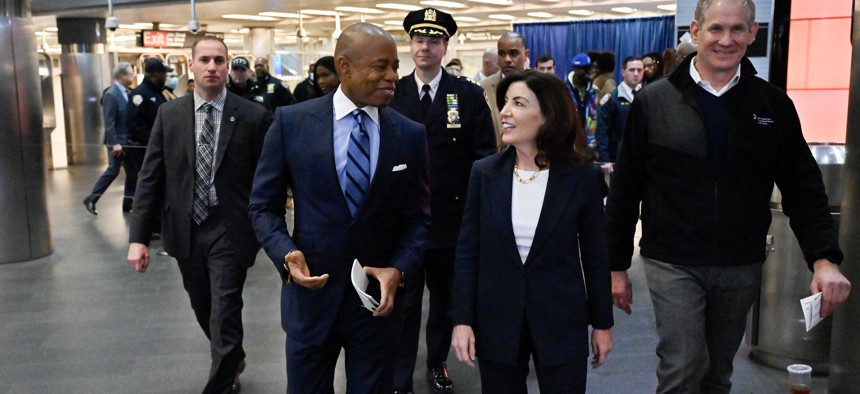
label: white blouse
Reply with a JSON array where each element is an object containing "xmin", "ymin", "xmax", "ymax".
[{"xmin": 511, "ymin": 169, "xmax": 549, "ymax": 264}]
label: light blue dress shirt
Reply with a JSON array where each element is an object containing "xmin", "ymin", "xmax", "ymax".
[{"xmin": 332, "ymin": 86, "xmax": 381, "ymax": 195}]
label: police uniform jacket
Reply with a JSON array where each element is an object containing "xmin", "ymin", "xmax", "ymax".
[
  {"xmin": 127, "ymin": 78, "xmax": 167, "ymax": 146},
  {"xmin": 595, "ymin": 86, "xmax": 634, "ymax": 162},
  {"xmin": 391, "ymin": 69, "xmax": 498, "ymax": 248},
  {"xmin": 227, "ymin": 78, "xmax": 267, "ymax": 108},
  {"xmin": 257, "ymin": 74, "xmax": 295, "ymax": 112}
]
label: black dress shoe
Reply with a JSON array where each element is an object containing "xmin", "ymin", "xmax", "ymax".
[
  {"xmin": 392, "ymin": 389, "xmax": 413, "ymax": 394},
  {"xmin": 122, "ymin": 205, "xmax": 133, "ymax": 213},
  {"xmin": 231, "ymin": 360, "xmax": 246, "ymax": 394},
  {"xmin": 83, "ymin": 197, "xmax": 98, "ymax": 215},
  {"xmin": 426, "ymin": 364, "xmax": 454, "ymax": 393}
]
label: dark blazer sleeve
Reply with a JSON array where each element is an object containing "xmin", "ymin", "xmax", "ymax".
[
  {"xmin": 128, "ymin": 105, "xmax": 167, "ymax": 245},
  {"xmin": 103, "ymin": 88, "xmax": 121, "ymax": 146},
  {"xmin": 580, "ymin": 164, "xmax": 614, "ymax": 329},
  {"xmin": 388, "ymin": 119, "xmax": 432, "ymax": 284},
  {"xmin": 464, "ymin": 82, "xmax": 498, "ymax": 161},
  {"xmin": 451, "ymin": 162, "xmax": 482, "ymax": 326},
  {"xmin": 248, "ymin": 108, "xmax": 296, "ymax": 279}
]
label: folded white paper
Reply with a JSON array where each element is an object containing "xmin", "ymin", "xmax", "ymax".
[
  {"xmin": 351, "ymin": 260, "xmax": 379, "ymax": 312},
  {"xmin": 800, "ymin": 292, "xmax": 823, "ymax": 332}
]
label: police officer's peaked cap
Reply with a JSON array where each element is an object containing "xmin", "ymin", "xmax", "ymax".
[{"xmin": 403, "ymin": 8, "xmax": 457, "ymax": 39}]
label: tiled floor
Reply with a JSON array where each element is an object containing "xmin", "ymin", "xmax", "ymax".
[{"xmin": 0, "ymin": 165, "xmax": 827, "ymax": 393}]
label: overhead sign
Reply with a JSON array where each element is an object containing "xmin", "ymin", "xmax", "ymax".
[{"xmin": 140, "ymin": 30, "xmax": 225, "ymax": 48}]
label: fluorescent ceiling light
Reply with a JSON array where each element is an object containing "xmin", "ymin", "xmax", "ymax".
[
  {"xmin": 45, "ymin": 27, "xmax": 58, "ymax": 32},
  {"xmin": 159, "ymin": 24, "xmax": 179, "ymax": 28},
  {"xmin": 568, "ymin": 9, "xmax": 594, "ymax": 16},
  {"xmin": 488, "ymin": 14, "xmax": 516, "ymax": 20},
  {"xmin": 657, "ymin": 4, "xmax": 677, "ymax": 11},
  {"xmin": 336, "ymin": 6, "xmax": 385, "ymax": 14},
  {"xmin": 611, "ymin": 7, "xmax": 636, "ymax": 13},
  {"xmin": 376, "ymin": 3, "xmax": 423, "ymax": 11},
  {"xmin": 260, "ymin": 12, "xmax": 302, "ymax": 18},
  {"xmin": 223, "ymin": 14, "xmax": 280, "ymax": 21},
  {"xmin": 384, "ymin": 20, "xmax": 403, "ymax": 25},
  {"xmin": 453, "ymin": 16, "xmax": 480, "ymax": 22},
  {"xmin": 528, "ymin": 12, "xmax": 553, "ymax": 18},
  {"xmin": 300, "ymin": 9, "xmax": 344, "ymax": 16},
  {"xmin": 223, "ymin": 38, "xmax": 243, "ymax": 43},
  {"xmin": 421, "ymin": 0, "xmax": 467, "ymax": 8},
  {"xmin": 468, "ymin": 0, "xmax": 513, "ymax": 5},
  {"xmin": 107, "ymin": 35, "xmax": 137, "ymax": 42}
]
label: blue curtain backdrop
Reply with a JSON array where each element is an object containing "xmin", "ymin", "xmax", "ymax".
[{"xmin": 514, "ymin": 15, "xmax": 675, "ymax": 83}]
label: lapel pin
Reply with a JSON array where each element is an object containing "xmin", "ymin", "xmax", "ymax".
[{"xmin": 229, "ymin": 116, "xmax": 236, "ymax": 123}]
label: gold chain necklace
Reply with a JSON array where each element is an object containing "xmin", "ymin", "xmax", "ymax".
[{"xmin": 513, "ymin": 163, "xmax": 540, "ymax": 184}]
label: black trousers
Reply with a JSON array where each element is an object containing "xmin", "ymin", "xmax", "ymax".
[
  {"xmin": 478, "ymin": 320, "xmax": 588, "ymax": 394},
  {"xmin": 393, "ymin": 247, "xmax": 455, "ymax": 390},
  {"xmin": 177, "ymin": 208, "xmax": 252, "ymax": 394}
]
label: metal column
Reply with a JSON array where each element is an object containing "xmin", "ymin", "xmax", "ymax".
[
  {"xmin": 0, "ymin": 0, "xmax": 53, "ymax": 263},
  {"xmin": 829, "ymin": 1, "xmax": 860, "ymax": 391},
  {"xmin": 57, "ymin": 17, "xmax": 110, "ymax": 165}
]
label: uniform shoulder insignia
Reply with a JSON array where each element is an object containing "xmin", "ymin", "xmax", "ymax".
[
  {"xmin": 132, "ymin": 94, "xmax": 143, "ymax": 106},
  {"xmin": 463, "ymin": 77, "xmax": 481, "ymax": 86},
  {"xmin": 599, "ymin": 93, "xmax": 610, "ymax": 106}
]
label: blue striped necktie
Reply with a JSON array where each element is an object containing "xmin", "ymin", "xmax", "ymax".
[{"xmin": 345, "ymin": 109, "xmax": 371, "ymax": 217}]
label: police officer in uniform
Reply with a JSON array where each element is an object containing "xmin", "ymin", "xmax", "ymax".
[
  {"xmin": 254, "ymin": 57, "xmax": 295, "ymax": 112},
  {"xmin": 390, "ymin": 8, "xmax": 497, "ymax": 394},
  {"xmin": 126, "ymin": 58, "xmax": 171, "ymax": 209},
  {"xmin": 227, "ymin": 56, "xmax": 266, "ymax": 108}
]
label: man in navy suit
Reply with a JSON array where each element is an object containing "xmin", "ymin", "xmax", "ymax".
[
  {"xmin": 83, "ymin": 62, "xmax": 135, "ymax": 214},
  {"xmin": 389, "ymin": 8, "xmax": 497, "ymax": 394},
  {"xmin": 249, "ymin": 23, "xmax": 431, "ymax": 393}
]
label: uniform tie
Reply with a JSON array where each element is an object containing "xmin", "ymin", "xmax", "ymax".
[
  {"xmin": 421, "ymin": 84, "xmax": 432, "ymax": 118},
  {"xmin": 193, "ymin": 103, "xmax": 215, "ymax": 224},
  {"xmin": 344, "ymin": 109, "xmax": 371, "ymax": 217}
]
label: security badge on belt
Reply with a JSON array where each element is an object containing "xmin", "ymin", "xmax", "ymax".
[{"xmin": 445, "ymin": 93, "xmax": 461, "ymax": 128}]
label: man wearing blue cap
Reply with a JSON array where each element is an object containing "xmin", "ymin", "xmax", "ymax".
[
  {"xmin": 389, "ymin": 8, "xmax": 497, "ymax": 394},
  {"xmin": 566, "ymin": 53, "xmax": 599, "ymax": 152}
]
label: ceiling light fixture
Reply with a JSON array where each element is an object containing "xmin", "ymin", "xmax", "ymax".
[
  {"xmin": 453, "ymin": 16, "xmax": 480, "ymax": 22},
  {"xmin": 527, "ymin": 12, "xmax": 553, "ymax": 18},
  {"xmin": 45, "ymin": 27, "xmax": 58, "ymax": 32},
  {"xmin": 657, "ymin": 4, "xmax": 677, "ymax": 11},
  {"xmin": 223, "ymin": 14, "xmax": 279, "ymax": 21},
  {"xmin": 335, "ymin": 6, "xmax": 385, "ymax": 14},
  {"xmin": 468, "ymin": 0, "xmax": 513, "ymax": 5},
  {"xmin": 300, "ymin": 9, "xmax": 343, "ymax": 16},
  {"xmin": 611, "ymin": 7, "xmax": 636, "ymax": 13},
  {"xmin": 376, "ymin": 3, "xmax": 423, "ymax": 11},
  {"xmin": 568, "ymin": 9, "xmax": 594, "ymax": 16},
  {"xmin": 383, "ymin": 20, "xmax": 403, "ymax": 25},
  {"xmin": 488, "ymin": 14, "xmax": 516, "ymax": 20},
  {"xmin": 260, "ymin": 12, "xmax": 303, "ymax": 18},
  {"xmin": 420, "ymin": 1, "xmax": 468, "ymax": 8}
]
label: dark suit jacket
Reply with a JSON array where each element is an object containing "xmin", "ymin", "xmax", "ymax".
[
  {"xmin": 451, "ymin": 148, "xmax": 614, "ymax": 367},
  {"xmin": 126, "ymin": 79, "xmax": 166, "ymax": 146},
  {"xmin": 102, "ymin": 83, "xmax": 129, "ymax": 146},
  {"xmin": 129, "ymin": 92, "xmax": 273, "ymax": 263},
  {"xmin": 248, "ymin": 94, "xmax": 431, "ymax": 345},
  {"xmin": 390, "ymin": 70, "xmax": 497, "ymax": 248}
]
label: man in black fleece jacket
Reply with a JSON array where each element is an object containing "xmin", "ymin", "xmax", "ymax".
[{"xmin": 605, "ymin": 0, "xmax": 851, "ymax": 393}]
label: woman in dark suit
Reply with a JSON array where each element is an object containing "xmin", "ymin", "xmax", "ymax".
[{"xmin": 451, "ymin": 70, "xmax": 613, "ymax": 393}]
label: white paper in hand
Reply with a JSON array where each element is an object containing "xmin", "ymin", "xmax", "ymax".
[
  {"xmin": 800, "ymin": 292, "xmax": 824, "ymax": 332},
  {"xmin": 351, "ymin": 260, "xmax": 379, "ymax": 312}
]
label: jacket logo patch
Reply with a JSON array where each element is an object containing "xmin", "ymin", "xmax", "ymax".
[{"xmin": 753, "ymin": 114, "xmax": 774, "ymax": 126}]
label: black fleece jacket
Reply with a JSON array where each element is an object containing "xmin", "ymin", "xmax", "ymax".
[{"xmin": 605, "ymin": 55, "xmax": 843, "ymax": 271}]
